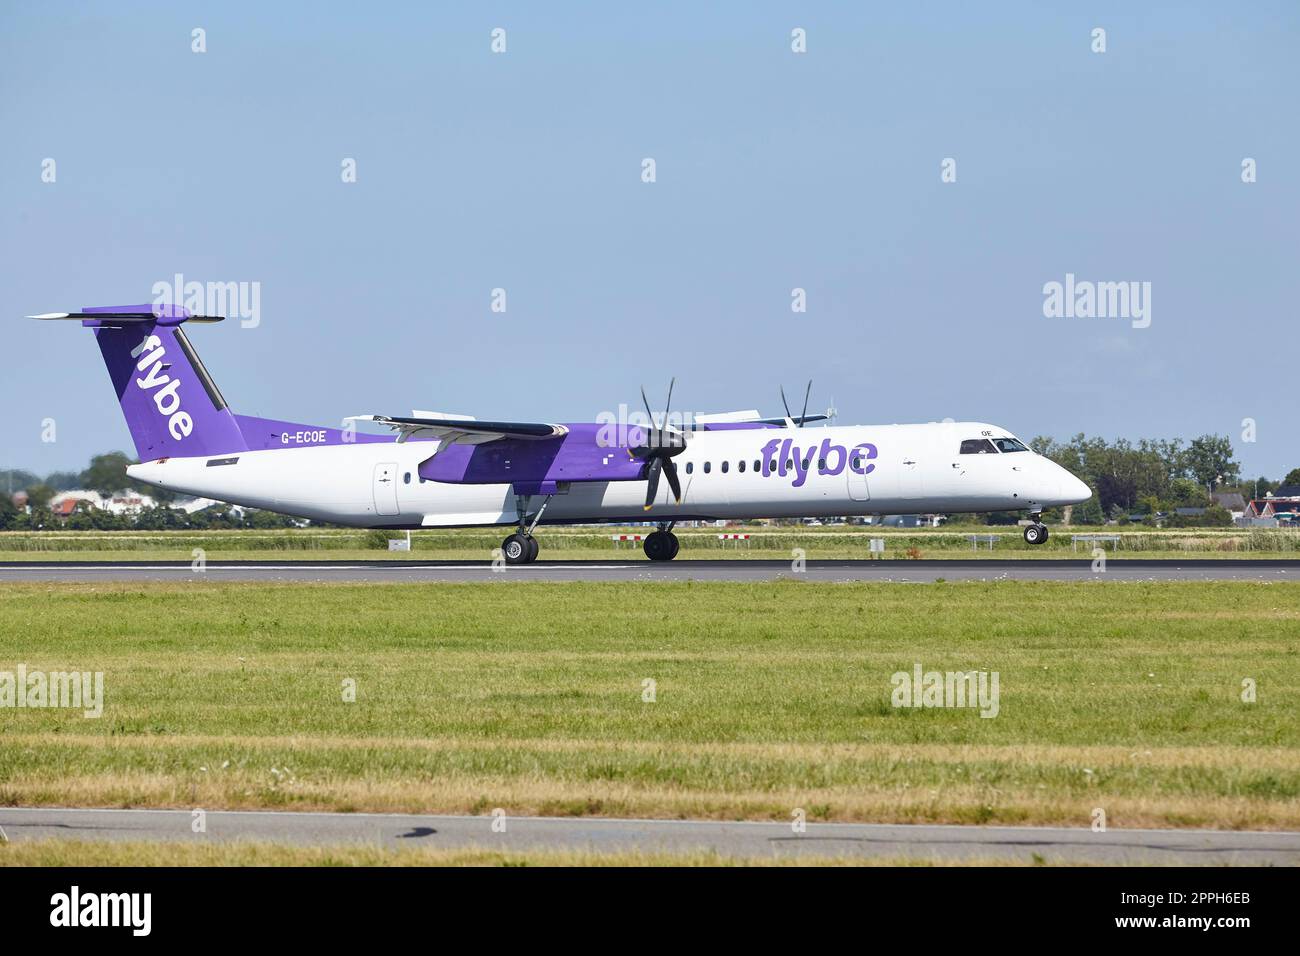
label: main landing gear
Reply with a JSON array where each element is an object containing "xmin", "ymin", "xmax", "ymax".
[
  {"xmin": 644, "ymin": 523, "xmax": 680, "ymax": 562},
  {"xmin": 1021, "ymin": 512, "xmax": 1049, "ymax": 546},
  {"xmin": 501, "ymin": 493, "xmax": 553, "ymax": 565},
  {"xmin": 502, "ymin": 532, "xmax": 539, "ymax": 564}
]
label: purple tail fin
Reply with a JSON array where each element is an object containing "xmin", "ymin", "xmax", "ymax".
[{"xmin": 83, "ymin": 304, "xmax": 248, "ymax": 460}]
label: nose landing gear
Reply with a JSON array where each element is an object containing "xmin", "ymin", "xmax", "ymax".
[
  {"xmin": 1022, "ymin": 523, "xmax": 1048, "ymax": 545},
  {"xmin": 1021, "ymin": 511, "xmax": 1049, "ymax": 546}
]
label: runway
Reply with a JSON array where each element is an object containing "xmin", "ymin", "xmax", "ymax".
[
  {"xmin": 0, "ymin": 558, "xmax": 1297, "ymax": 582},
  {"xmin": 1, "ymin": 808, "xmax": 1296, "ymax": 864}
]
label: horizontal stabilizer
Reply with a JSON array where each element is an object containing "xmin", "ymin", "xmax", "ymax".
[{"xmin": 27, "ymin": 304, "xmax": 223, "ymax": 327}]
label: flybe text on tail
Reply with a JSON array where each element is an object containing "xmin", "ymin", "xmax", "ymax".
[{"xmin": 130, "ymin": 334, "xmax": 193, "ymax": 440}]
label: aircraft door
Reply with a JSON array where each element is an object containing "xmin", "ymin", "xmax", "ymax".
[
  {"xmin": 847, "ymin": 465, "xmax": 870, "ymax": 501},
  {"xmin": 373, "ymin": 462, "xmax": 400, "ymax": 516}
]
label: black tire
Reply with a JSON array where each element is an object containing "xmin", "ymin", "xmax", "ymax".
[
  {"xmin": 643, "ymin": 531, "xmax": 672, "ymax": 561},
  {"xmin": 1038, "ymin": 525, "xmax": 1049, "ymax": 544},
  {"xmin": 503, "ymin": 533, "xmax": 531, "ymax": 564},
  {"xmin": 665, "ymin": 532, "xmax": 680, "ymax": 560},
  {"xmin": 525, "ymin": 536, "xmax": 540, "ymax": 562},
  {"xmin": 1023, "ymin": 524, "xmax": 1045, "ymax": 546}
]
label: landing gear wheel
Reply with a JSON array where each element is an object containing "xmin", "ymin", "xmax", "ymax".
[
  {"xmin": 644, "ymin": 530, "xmax": 677, "ymax": 562},
  {"xmin": 665, "ymin": 532, "xmax": 680, "ymax": 560},
  {"xmin": 1023, "ymin": 523, "xmax": 1048, "ymax": 546},
  {"xmin": 525, "ymin": 535, "xmax": 540, "ymax": 562},
  {"xmin": 502, "ymin": 533, "xmax": 532, "ymax": 564}
]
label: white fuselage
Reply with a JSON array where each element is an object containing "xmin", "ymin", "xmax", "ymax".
[{"xmin": 126, "ymin": 421, "xmax": 1091, "ymax": 528}]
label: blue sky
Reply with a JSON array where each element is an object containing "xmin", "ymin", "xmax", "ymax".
[{"xmin": 2, "ymin": 2, "xmax": 1297, "ymax": 477}]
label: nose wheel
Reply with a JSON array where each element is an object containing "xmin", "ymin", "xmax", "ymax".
[
  {"xmin": 1023, "ymin": 523, "xmax": 1049, "ymax": 546},
  {"xmin": 643, "ymin": 529, "xmax": 680, "ymax": 561}
]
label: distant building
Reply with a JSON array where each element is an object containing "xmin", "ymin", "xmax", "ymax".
[
  {"xmin": 1245, "ymin": 490, "xmax": 1300, "ymax": 525},
  {"xmin": 48, "ymin": 490, "xmax": 156, "ymax": 516},
  {"xmin": 1211, "ymin": 492, "xmax": 1246, "ymax": 519}
]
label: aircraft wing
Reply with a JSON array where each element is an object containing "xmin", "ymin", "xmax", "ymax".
[
  {"xmin": 751, "ymin": 413, "xmax": 830, "ymax": 427},
  {"xmin": 694, "ymin": 409, "xmax": 830, "ymax": 428},
  {"xmin": 347, "ymin": 413, "xmax": 569, "ymax": 444}
]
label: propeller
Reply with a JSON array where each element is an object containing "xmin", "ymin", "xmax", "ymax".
[
  {"xmin": 632, "ymin": 378, "xmax": 686, "ymax": 510},
  {"xmin": 780, "ymin": 380, "xmax": 814, "ymax": 427}
]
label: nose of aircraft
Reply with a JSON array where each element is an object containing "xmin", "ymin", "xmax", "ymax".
[{"xmin": 1058, "ymin": 469, "xmax": 1091, "ymax": 505}]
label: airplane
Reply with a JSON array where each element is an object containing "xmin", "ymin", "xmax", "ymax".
[{"xmin": 29, "ymin": 304, "xmax": 1092, "ymax": 563}]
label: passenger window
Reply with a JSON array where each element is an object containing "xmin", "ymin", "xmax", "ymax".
[
  {"xmin": 754, "ymin": 459, "xmax": 761, "ymax": 472},
  {"xmin": 850, "ymin": 455, "xmax": 860, "ymax": 468},
  {"xmin": 403, "ymin": 472, "xmax": 411, "ymax": 484},
  {"xmin": 960, "ymin": 438, "xmax": 998, "ymax": 454},
  {"xmin": 703, "ymin": 462, "xmax": 711, "ymax": 474},
  {"xmin": 818, "ymin": 458, "xmax": 826, "ymax": 470},
  {"xmin": 721, "ymin": 461, "xmax": 729, "ymax": 473},
  {"xmin": 992, "ymin": 437, "xmax": 1029, "ymax": 453},
  {"xmin": 785, "ymin": 459, "xmax": 793, "ymax": 470},
  {"xmin": 686, "ymin": 462, "xmax": 693, "ymax": 475},
  {"xmin": 738, "ymin": 460, "xmax": 746, "ymax": 473}
]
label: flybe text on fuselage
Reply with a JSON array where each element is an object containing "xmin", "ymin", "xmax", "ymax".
[
  {"xmin": 757, "ymin": 437, "xmax": 876, "ymax": 487},
  {"xmin": 129, "ymin": 334, "xmax": 193, "ymax": 440}
]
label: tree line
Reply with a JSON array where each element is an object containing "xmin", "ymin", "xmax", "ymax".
[{"xmin": 1029, "ymin": 433, "xmax": 1295, "ymax": 525}]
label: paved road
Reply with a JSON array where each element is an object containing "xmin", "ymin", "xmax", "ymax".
[
  {"xmin": 1, "ymin": 808, "xmax": 1296, "ymax": 864},
  {"xmin": 0, "ymin": 558, "xmax": 1297, "ymax": 582}
]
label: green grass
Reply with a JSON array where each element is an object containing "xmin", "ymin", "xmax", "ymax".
[
  {"xmin": 3, "ymin": 526, "xmax": 1299, "ymax": 561},
  {"xmin": 0, "ymin": 580, "xmax": 1297, "ymax": 830}
]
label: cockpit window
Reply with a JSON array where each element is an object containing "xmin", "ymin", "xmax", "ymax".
[
  {"xmin": 992, "ymin": 437, "xmax": 1029, "ymax": 453},
  {"xmin": 960, "ymin": 438, "xmax": 997, "ymax": 454}
]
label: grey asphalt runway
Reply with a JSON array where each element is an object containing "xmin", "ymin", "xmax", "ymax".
[
  {"xmin": 2, "ymin": 808, "xmax": 1296, "ymax": 864},
  {"xmin": 0, "ymin": 558, "xmax": 1297, "ymax": 582}
]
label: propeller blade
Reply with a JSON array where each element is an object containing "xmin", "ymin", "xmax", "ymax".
[
  {"xmin": 639, "ymin": 385, "xmax": 657, "ymax": 429},
  {"xmin": 643, "ymin": 457, "xmax": 663, "ymax": 510},
  {"xmin": 664, "ymin": 377, "xmax": 675, "ymax": 427},
  {"xmin": 780, "ymin": 385, "xmax": 794, "ymax": 423},
  {"xmin": 663, "ymin": 458, "xmax": 682, "ymax": 504},
  {"xmin": 799, "ymin": 379, "xmax": 813, "ymax": 428}
]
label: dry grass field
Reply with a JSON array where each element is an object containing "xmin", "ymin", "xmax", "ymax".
[{"xmin": 0, "ymin": 580, "xmax": 1297, "ymax": 833}]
